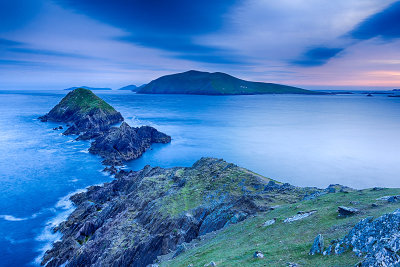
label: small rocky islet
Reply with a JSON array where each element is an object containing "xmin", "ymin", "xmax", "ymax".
[
  {"xmin": 39, "ymin": 87, "xmax": 171, "ymax": 166},
  {"xmin": 39, "ymin": 88, "xmax": 400, "ymax": 266}
]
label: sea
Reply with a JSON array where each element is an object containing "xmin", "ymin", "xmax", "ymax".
[{"xmin": 0, "ymin": 90, "xmax": 399, "ymax": 266}]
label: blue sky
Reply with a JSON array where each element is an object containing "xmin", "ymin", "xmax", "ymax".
[{"xmin": 0, "ymin": 0, "xmax": 399, "ymax": 90}]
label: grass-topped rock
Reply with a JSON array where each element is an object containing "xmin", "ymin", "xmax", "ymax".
[{"xmin": 39, "ymin": 87, "xmax": 123, "ymax": 136}]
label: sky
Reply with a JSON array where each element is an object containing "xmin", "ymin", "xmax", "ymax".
[{"xmin": 0, "ymin": 0, "xmax": 399, "ymax": 90}]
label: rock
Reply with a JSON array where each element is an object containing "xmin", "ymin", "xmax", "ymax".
[
  {"xmin": 338, "ymin": 206, "xmax": 359, "ymax": 217},
  {"xmin": 41, "ymin": 158, "xmax": 311, "ymax": 267},
  {"xmin": 173, "ymin": 243, "xmax": 187, "ymax": 258},
  {"xmin": 39, "ymin": 88, "xmax": 123, "ymax": 137},
  {"xmin": 287, "ymin": 263, "xmax": 299, "ymax": 267},
  {"xmin": 253, "ymin": 251, "xmax": 264, "ymax": 258},
  {"xmin": 377, "ymin": 195, "xmax": 400, "ymax": 203},
  {"xmin": 263, "ymin": 219, "xmax": 276, "ymax": 227},
  {"xmin": 102, "ymin": 166, "xmax": 118, "ymax": 175},
  {"xmin": 324, "ymin": 209, "xmax": 400, "ymax": 266},
  {"xmin": 89, "ymin": 122, "xmax": 171, "ymax": 165},
  {"xmin": 204, "ymin": 261, "xmax": 217, "ymax": 267},
  {"xmin": 284, "ymin": 210, "xmax": 317, "ymax": 223},
  {"xmin": 309, "ymin": 234, "xmax": 324, "ymax": 255}
]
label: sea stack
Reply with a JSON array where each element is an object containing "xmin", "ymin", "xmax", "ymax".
[
  {"xmin": 39, "ymin": 88, "xmax": 124, "ymax": 138},
  {"xmin": 39, "ymin": 88, "xmax": 171, "ymax": 165}
]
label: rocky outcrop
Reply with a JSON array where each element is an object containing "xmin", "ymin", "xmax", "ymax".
[
  {"xmin": 89, "ymin": 122, "xmax": 171, "ymax": 164},
  {"xmin": 39, "ymin": 88, "xmax": 123, "ymax": 138},
  {"xmin": 41, "ymin": 158, "xmax": 320, "ymax": 267},
  {"xmin": 324, "ymin": 209, "xmax": 400, "ymax": 266},
  {"xmin": 309, "ymin": 234, "xmax": 324, "ymax": 255},
  {"xmin": 337, "ymin": 206, "xmax": 359, "ymax": 217},
  {"xmin": 39, "ymin": 88, "xmax": 171, "ymax": 165}
]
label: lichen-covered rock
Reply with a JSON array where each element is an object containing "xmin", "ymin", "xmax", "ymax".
[
  {"xmin": 41, "ymin": 158, "xmax": 316, "ymax": 267},
  {"xmin": 324, "ymin": 209, "xmax": 400, "ymax": 266},
  {"xmin": 89, "ymin": 122, "xmax": 171, "ymax": 164},
  {"xmin": 309, "ymin": 234, "xmax": 324, "ymax": 255}
]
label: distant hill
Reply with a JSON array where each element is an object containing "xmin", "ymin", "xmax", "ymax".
[
  {"xmin": 64, "ymin": 86, "xmax": 112, "ymax": 91},
  {"xmin": 119, "ymin": 84, "xmax": 147, "ymax": 91},
  {"xmin": 137, "ymin": 70, "xmax": 323, "ymax": 95},
  {"xmin": 118, "ymin": 85, "xmax": 137, "ymax": 91}
]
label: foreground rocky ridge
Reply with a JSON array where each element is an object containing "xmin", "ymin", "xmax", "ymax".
[
  {"xmin": 41, "ymin": 158, "xmax": 321, "ymax": 266},
  {"xmin": 39, "ymin": 88, "xmax": 171, "ymax": 165}
]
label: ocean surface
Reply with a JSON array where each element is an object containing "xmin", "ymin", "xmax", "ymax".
[{"xmin": 0, "ymin": 90, "xmax": 399, "ymax": 266}]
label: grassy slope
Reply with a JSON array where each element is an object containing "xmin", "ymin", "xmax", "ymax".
[
  {"xmin": 162, "ymin": 188, "xmax": 400, "ymax": 267},
  {"xmin": 58, "ymin": 87, "xmax": 116, "ymax": 113},
  {"xmin": 139, "ymin": 71, "xmax": 322, "ymax": 95}
]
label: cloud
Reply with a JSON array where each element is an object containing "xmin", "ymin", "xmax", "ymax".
[
  {"xmin": 54, "ymin": 0, "xmax": 241, "ymax": 64},
  {"xmin": 0, "ymin": 0, "xmax": 44, "ymax": 33},
  {"xmin": 292, "ymin": 47, "xmax": 344, "ymax": 67},
  {"xmin": 350, "ymin": 1, "xmax": 400, "ymax": 40}
]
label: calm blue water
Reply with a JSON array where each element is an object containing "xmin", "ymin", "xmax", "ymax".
[{"xmin": 0, "ymin": 90, "xmax": 400, "ymax": 266}]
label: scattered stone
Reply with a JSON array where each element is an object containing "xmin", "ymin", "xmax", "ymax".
[
  {"xmin": 324, "ymin": 209, "xmax": 400, "ymax": 266},
  {"xmin": 338, "ymin": 206, "xmax": 359, "ymax": 217},
  {"xmin": 204, "ymin": 261, "xmax": 217, "ymax": 267},
  {"xmin": 287, "ymin": 263, "xmax": 299, "ymax": 267},
  {"xmin": 284, "ymin": 210, "xmax": 317, "ymax": 223},
  {"xmin": 309, "ymin": 234, "xmax": 324, "ymax": 255},
  {"xmin": 371, "ymin": 203, "xmax": 378, "ymax": 208},
  {"xmin": 253, "ymin": 251, "xmax": 264, "ymax": 258},
  {"xmin": 263, "ymin": 219, "xmax": 276, "ymax": 227},
  {"xmin": 372, "ymin": 187, "xmax": 384, "ymax": 191}
]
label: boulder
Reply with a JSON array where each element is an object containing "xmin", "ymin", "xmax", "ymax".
[
  {"xmin": 338, "ymin": 206, "xmax": 359, "ymax": 217},
  {"xmin": 253, "ymin": 251, "xmax": 265, "ymax": 258},
  {"xmin": 309, "ymin": 234, "xmax": 324, "ymax": 255}
]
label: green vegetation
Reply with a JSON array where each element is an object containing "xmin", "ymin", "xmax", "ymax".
[
  {"xmin": 162, "ymin": 188, "xmax": 400, "ymax": 267},
  {"xmin": 58, "ymin": 87, "xmax": 116, "ymax": 113},
  {"xmin": 138, "ymin": 70, "xmax": 324, "ymax": 95}
]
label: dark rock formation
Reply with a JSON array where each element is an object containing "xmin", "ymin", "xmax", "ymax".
[
  {"xmin": 338, "ymin": 206, "xmax": 359, "ymax": 217},
  {"xmin": 89, "ymin": 122, "xmax": 171, "ymax": 164},
  {"xmin": 324, "ymin": 209, "xmax": 400, "ymax": 266},
  {"xmin": 39, "ymin": 88, "xmax": 171, "ymax": 165},
  {"xmin": 309, "ymin": 234, "xmax": 324, "ymax": 255},
  {"xmin": 41, "ymin": 158, "xmax": 319, "ymax": 267},
  {"xmin": 39, "ymin": 88, "xmax": 123, "ymax": 138}
]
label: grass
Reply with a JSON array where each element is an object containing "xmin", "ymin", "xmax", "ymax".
[
  {"xmin": 162, "ymin": 188, "xmax": 400, "ymax": 267},
  {"xmin": 58, "ymin": 87, "xmax": 116, "ymax": 113}
]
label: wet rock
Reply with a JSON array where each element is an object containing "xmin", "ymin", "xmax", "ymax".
[
  {"xmin": 102, "ymin": 166, "xmax": 118, "ymax": 175},
  {"xmin": 324, "ymin": 209, "xmax": 400, "ymax": 266},
  {"xmin": 309, "ymin": 234, "xmax": 324, "ymax": 255},
  {"xmin": 338, "ymin": 206, "xmax": 359, "ymax": 217},
  {"xmin": 253, "ymin": 251, "xmax": 264, "ymax": 258}
]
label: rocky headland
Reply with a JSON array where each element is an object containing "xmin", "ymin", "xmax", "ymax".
[
  {"xmin": 41, "ymin": 158, "xmax": 321, "ymax": 266},
  {"xmin": 39, "ymin": 88, "xmax": 171, "ymax": 165}
]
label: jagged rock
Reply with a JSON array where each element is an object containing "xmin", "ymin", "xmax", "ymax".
[
  {"xmin": 324, "ymin": 209, "xmax": 400, "ymax": 266},
  {"xmin": 41, "ymin": 158, "xmax": 310, "ymax": 267},
  {"xmin": 253, "ymin": 251, "xmax": 264, "ymax": 258},
  {"xmin": 376, "ymin": 195, "xmax": 400, "ymax": 203},
  {"xmin": 89, "ymin": 122, "xmax": 171, "ymax": 165},
  {"xmin": 39, "ymin": 88, "xmax": 123, "ymax": 137},
  {"xmin": 309, "ymin": 234, "xmax": 324, "ymax": 255},
  {"xmin": 284, "ymin": 210, "xmax": 317, "ymax": 223},
  {"xmin": 102, "ymin": 166, "xmax": 118, "ymax": 175},
  {"xmin": 173, "ymin": 243, "xmax": 187, "ymax": 258},
  {"xmin": 338, "ymin": 206, "xmax": 359, "ymax": 217}
]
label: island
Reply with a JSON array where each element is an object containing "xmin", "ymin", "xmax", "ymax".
[
  {"xmin": 137, "ymin": 70, "xmax": 324, "ymax": 95},
  {"xmin": 118, "ymin": 85, "xmax": 138, "ymax": 91},
  {"xmin": 64, "ymin": 86, "xmax": 112, "ymax": 91},
  {"xmin": 39, "ymin": 88, "xmax": 171, "ymax": 165}
]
